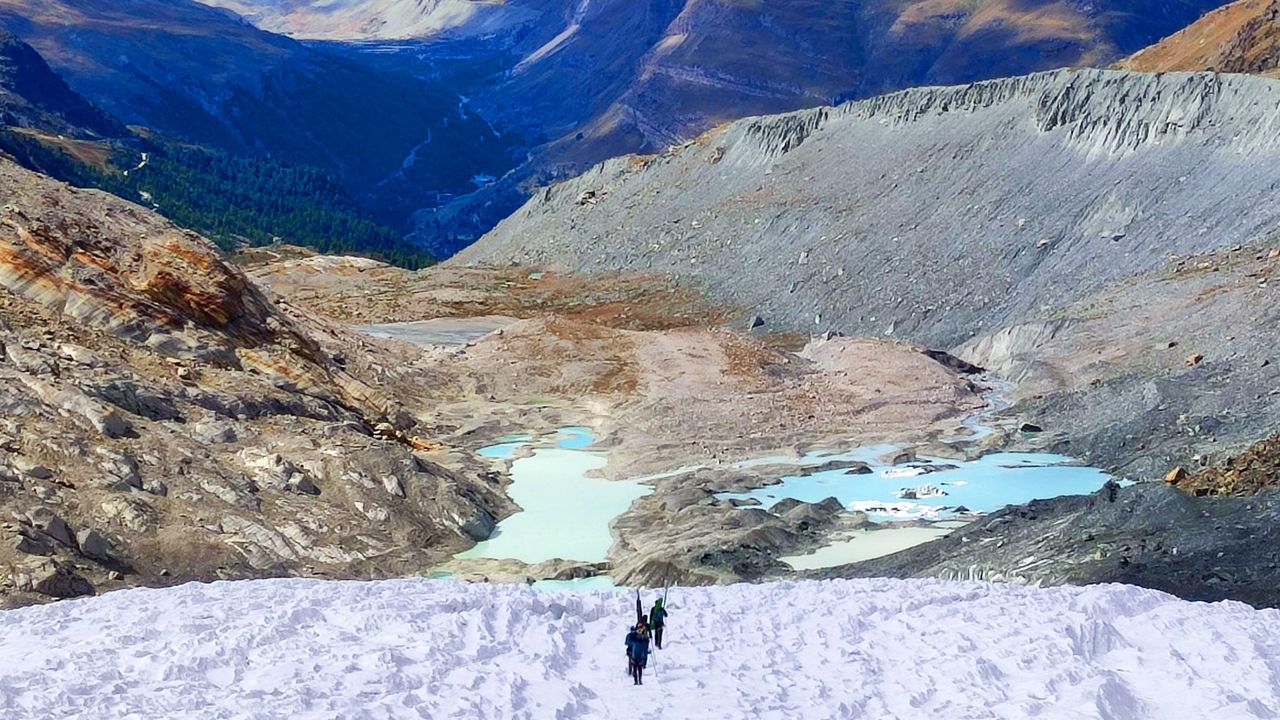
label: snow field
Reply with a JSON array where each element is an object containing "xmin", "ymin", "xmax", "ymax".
[{"xmin": 1, "ymin": 578, "xmax": 1278, "ymax": 719}]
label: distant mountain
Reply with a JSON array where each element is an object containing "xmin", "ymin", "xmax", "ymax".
[
  {"xmin": 0, "ymin": 30, "xmax": 124, "ymax": 138},
  {"xmin": 4, "ymin": 0, "xmax": 1237, "ymax": 256},
  {"xmin": 0, "ymin": 25, "xmax": 432, "ymax": 266},
  {"xmin": 1117, "ymin": 0, "xmax": 1280, "ymax": 75},
  {"xmin": 199, "ymin": 0, "xmax": 546, "ymax": 41},
  {"xmin": 0, "ymin": 0, "xmax": 519, "ymax": 227},
  {"xmin": 229, "ymin": 0, "xmax": 1233, "ymax": 256}
]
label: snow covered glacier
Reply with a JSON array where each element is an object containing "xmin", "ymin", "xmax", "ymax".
[{"xmin": 1, "ymin": 578, "xmax": 1277, "ymax": 719}]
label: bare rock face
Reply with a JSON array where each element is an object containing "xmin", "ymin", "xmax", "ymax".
[
  {"xmin": 0, "ymin": 160, "xmax": 313, "ymax": 368},
  {"xmin": 817, "ymin": 481, "xmax": 1280, "ymax": 609},
  {"xmin": 0, "ymin": 158, "xmax": 513, "ymax": 607},
  {"xmin": 464, "ymin": 69, "xmax": 1280, "ymax": 348},
  {"xmin": 608, "ymin": 469, "xmax": 864, "ymax": 586}
]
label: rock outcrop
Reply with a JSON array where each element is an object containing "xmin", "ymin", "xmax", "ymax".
[
  {"xmin": 609, "ymin": 469, "xmax": 863, "ymax": 586},
  {"xmin": 816, "ymin": 480, "xmax": 1280, "ymax": 608},
  {"xmin": 1169, "ymin": 435, "xmax": 1280, "ymax": 496},
  {"xmin": 0, "ymin": 157, "xmax": 511, "ymax": 606}
]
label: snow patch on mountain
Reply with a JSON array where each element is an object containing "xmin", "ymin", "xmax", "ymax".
[
  {"xmin": 199, "ymin": 0, "xmax": 542, "ymax": 40},
  {"xmin": 1, "ymin": 578, "xmax": 1277, "ymax": 718}
]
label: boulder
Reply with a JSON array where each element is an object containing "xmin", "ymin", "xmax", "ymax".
[
  {"xmin": 888, "ymin": 451, "xmax": 917, "ymax": 466},
  {"xmin": 194, "ymin": 420, "xmax": 238, "ymax": 444},
  {"xmin": 24, "ymin": 381, "xmax": 134, "ymax": 438},
  {"xmin": 14, "ymin": 458, "xmax": 53, "ymax": 479},
  {"xmin": 662, "ymin": 488, "xmax": 710, "ymax": 512},
  {"xmin": 143, "ymin": 480, "xmax": 169, "ymax": 497},
  {"xmin": 15, "ymin": 533, "xmax": 52, "ymax": 556},
  {"xmin": 75, "ymin": 529, "xmax": 113, "ymax": 562},
  {"xmin": 99, "ymin": 497, "xmax": 151, "ymax": 532},
  {"xmin": 5, "ymin": 343, "xmax": 57, "ymax": 375},
  {"xmin": 382, "ymin": 475, "xmax": 406, "ymax": 498},
  {"xmin": 88, "ymin": 381, "xmax": 182, "ymax": 422},
  {"xmin": 29, "ymin": 562, "xmax": 94, "ymax": 599},
  {"xmin": 799, "ymin": 459, "xmax": 872, "ymax": 476},
  {"xmin": 1164, "ymin": 467, "xmax": 1188, "ymax": 485},
  {"xmin": 286, "ymin": 475, "xmax": 320, "ymax": 496},
  {"xmin": 769, "ymin": 498, "xmax": 804, "ymax": 515},
  {"xmin": 26, "ymin": 507, "xmax": 75, "ymax": 548},
  {"xmin": 56, "ymin": 343, "xmax": 106, "ymax": 368},
  {"xmin": 96, "ymin": 449, "xmax": 143, "ymax": 491},
  {"xmin": 457, "ymin": 507, "xmax": 496, "ymax": 542},
  {"xmin": 242, "ymin": 451, "xmax": 299, "ymax": 491}
]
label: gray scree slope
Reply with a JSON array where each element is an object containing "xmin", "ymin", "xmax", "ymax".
[{"xmin": 460, "ymin": 69, "xmax": 1280, "ymax": 348}]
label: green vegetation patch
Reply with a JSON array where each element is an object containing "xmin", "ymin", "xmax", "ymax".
[{"xmin": 0, "ymin": 128, "xmax": 435, "ymax": 269}]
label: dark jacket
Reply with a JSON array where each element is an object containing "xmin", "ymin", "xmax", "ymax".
[{"xmin": 625, "ymin": 630, "xmax": 651, "ymax": 663}]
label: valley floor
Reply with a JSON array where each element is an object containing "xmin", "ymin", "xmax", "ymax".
[{"xmin": 1, "ymin": 578, "xmax": 1276, "ymax": 719}]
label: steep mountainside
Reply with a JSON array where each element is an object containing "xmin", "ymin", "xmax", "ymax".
[
  {"xmin": 464, "ymin": 69, "xmax": 1280, "ymax": 349},
  {"xmin": 0, "ymin": 0, "xmax": 516, "ymax": 225},
  {"xmin": 957, "ymin": 243, "xmax": 1280, "ymax": 477},
  {"xmin": 0, "ymin": 157, "xmax": 506, "ymax": 606},
  {"xmin": 462, "ymin": 68, "xmax": 1280, "ymax": 477},
  {"xmin": 1118, "ymin": 0, "xmax": 1280, "ymax": 75},
  {"xmin": 0, "ymin": 30, "xmax": 123, "ymax": 139},
  {"xmin": 0, "ymin": 32, "xmax": 428, "ymax": 266},
  {"xmin": 201, "ymin": 0, "xmax": 1235, "ymax": 255}
]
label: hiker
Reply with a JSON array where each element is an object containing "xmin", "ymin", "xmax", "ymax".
[
  {"xmin": 649, "ymin": 598, "xmax": 669, "ymax": 649},
  {"xmin": 625, "ymin": 622, "xmax": 651, "ymax": 685}
]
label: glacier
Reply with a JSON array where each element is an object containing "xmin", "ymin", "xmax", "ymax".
[{"xmin": 1, "ymin": 577, "xmax": 1277, "ymax": 718}]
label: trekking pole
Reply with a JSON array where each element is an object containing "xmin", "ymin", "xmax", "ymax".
[{"xmin": 663, "ymin": 577, "xmax": 672, "ymax": 650}]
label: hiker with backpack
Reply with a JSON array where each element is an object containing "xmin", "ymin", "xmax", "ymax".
[
  {"xmin": 625, "ymin": 621, "xmax": 652, "ymax": 685},
  {"xmin": 649, "ymin": 598, "xmax": 670, "ymax": 649}
]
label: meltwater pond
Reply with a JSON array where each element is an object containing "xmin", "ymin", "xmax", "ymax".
[
  {"xmin": 455, "ymin": 428, "xmax": 650, "ymax": 564},
  {"xmin": 456, "ymin": 424, "xmax": 1112, "ymax": 578},
  {"xmin": 719, "ymin": 450, "xmax": 1111, "ymax": 522}
]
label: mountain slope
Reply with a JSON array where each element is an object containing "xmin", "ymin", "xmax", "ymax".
[
  {"xmin": 200, "ymin": 0, "xmax": 1237, "ymax": 256},
  {"xmin": 0, "ymin": 156, "xmax": 505, "ymax": 605},
  {"xmin": 0, "ymin": 0, "xmax": 516, "ymax": 224},
  {"xmin": 462, "ymin": 69, "xmax": 1280, "ymax": 347},
  {"xmin": 1117, "ymin": 0, "xmax": 1280, "ymax": 74},
  {"xmin": 822, "ymin": 481, "xmax": 1280, "ymax": 607},
  {"xmin": 0, "ymin": 32, "xmax": 429, "ymax": 266},
  {"xmin": 0, "ymin": 30, "xmax": 123, "ymax": 139},
  {"xmin": 2, "ymin": 578, "xmax": 1278, "ymax": 718}
]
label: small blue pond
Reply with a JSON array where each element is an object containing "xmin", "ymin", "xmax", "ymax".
[
  {"xmin": 456, "ymin": 427, "xmax": 650, "ymax": 565},
  {"xmin": 719, "ymin": 450, "xmax": 1110, "ymax": 522}
]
